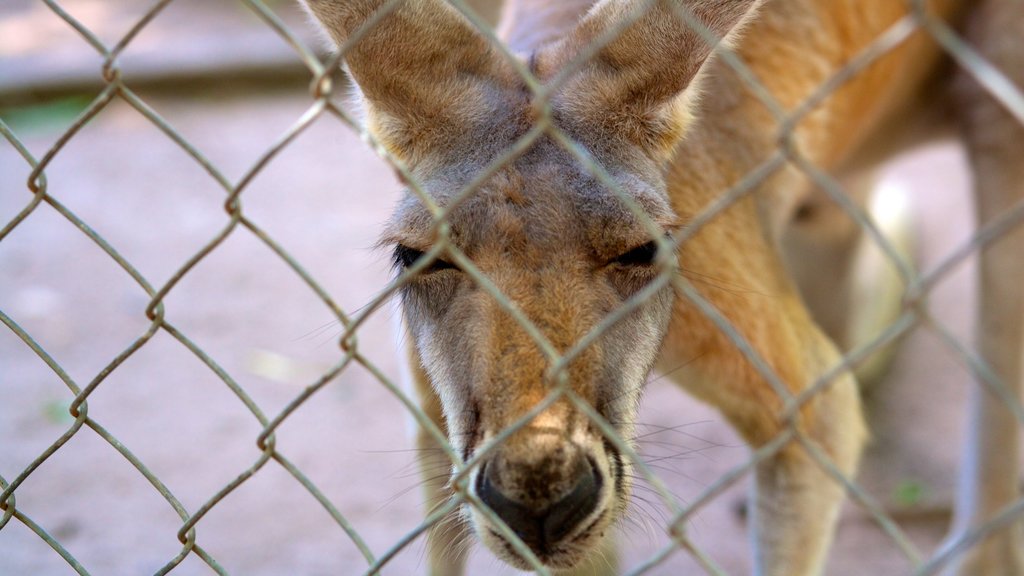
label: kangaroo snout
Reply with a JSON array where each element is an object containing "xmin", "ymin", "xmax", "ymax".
[{"xmin": 477, "ymin": 441, "xmax": 603, "ymax": 556}]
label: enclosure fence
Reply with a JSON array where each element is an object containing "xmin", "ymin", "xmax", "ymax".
[{"xmin": 2, "ymin": 0, "xmax": 1024, "ymax": 575}]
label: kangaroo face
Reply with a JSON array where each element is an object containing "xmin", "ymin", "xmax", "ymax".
[
  {"xmin": 386, "ymin": 141, "xmax": 677, "ymax": 567},
  {"xmin": 301, "ymin": 0, "xmax": 758, "ymax": 568}
]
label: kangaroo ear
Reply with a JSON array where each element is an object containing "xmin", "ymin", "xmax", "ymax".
[
  {"xmin": 301, "ymin": 0, "xmax": 514, "ymax": 167},
  {"xmin": 536, "ymin": 0, "xmax": 762, "ymax": 162}
]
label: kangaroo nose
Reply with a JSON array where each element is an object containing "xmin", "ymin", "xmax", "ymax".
[{"xmin": 477, "ymin": 457, "xmax": 602, "ymax": 551}]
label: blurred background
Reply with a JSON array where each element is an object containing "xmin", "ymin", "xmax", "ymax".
[{"xmin": 0, "ymin": 1, "xmax": 1013, "ymax": 574}]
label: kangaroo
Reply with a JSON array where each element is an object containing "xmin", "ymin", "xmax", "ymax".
[{"xmin": 300, "ymin": 0, "xmax": 1024, "ymax": 574}]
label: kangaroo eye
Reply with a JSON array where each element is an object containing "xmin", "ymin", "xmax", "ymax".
[
  {"xmin": 393, "ymin": 245, "xmax": 422, "ymax": 269},
  {"xmin": 611, "ymin": 241, "xmax": 660, "ymax": 267},
  {"xmin": 393, "ymin": 244, "xmax": 458, "ymax": 274}
]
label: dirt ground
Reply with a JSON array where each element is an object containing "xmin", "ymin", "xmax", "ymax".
[{"xmin": 1, "ymin": 2, "xmax": 1019, "ymax": 576}]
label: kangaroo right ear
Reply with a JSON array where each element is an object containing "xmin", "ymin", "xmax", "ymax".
[
  {"xmin": 536, "ymin": 0, "xmax": 762, "ymax": 163},
  {"xmin": 301, "ymin": 0, "xmax": 515, "ymax": 167}
]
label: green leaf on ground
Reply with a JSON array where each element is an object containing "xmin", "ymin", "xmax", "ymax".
[
  {"xmin": 893, "ymin": 480, "xmax": 928, "ymax": 508},
  {"xmin": 43, "ymin": 399, "xmax": 73, "ymax": 425}
]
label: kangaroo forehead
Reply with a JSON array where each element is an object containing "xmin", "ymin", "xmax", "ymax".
[{"xmin": 388, "ymin": 162, "xmax": 676, "ymax": 257}]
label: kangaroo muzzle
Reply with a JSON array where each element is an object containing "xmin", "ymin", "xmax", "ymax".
[
  {"xmin": 477, "ymin": 432, "xmax": 604, "ymax": 554},
  {"xmin": 478, "ymin": 437, "xmax": 602, "ymax": 551}
]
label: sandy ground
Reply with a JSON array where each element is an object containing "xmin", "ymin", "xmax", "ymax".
[{"xmin": 2, "ymin": 2, "xmax": 1021, "ymax": 576}]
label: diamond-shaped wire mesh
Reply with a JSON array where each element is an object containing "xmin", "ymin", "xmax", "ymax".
[{"xmin": 1, "ymin": 0, "xmax": 1022, "ymax": 574}]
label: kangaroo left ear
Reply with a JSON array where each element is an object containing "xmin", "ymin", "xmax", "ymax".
[
  {"xmin": 535, "ymin": 0, "xmax": 762, "ymax": 162},
  {"xmin": 301, "ymin": 0, "xmax": 517, "ymax": 168}
]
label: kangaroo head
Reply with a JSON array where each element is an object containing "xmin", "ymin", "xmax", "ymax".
[{"xmin": 303, "ymin": 0, "xmax": 757, "ymax": 569}]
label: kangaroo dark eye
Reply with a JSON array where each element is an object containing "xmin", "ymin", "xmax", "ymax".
[
  {"xmin": 392, "ymin": 244, "xmax": 458, "ymax": 274},
  {"xmin": 393, "ymin": 245, "xmax": 421, "ymax": 269},
  {"xmin": 612, "ymin": 241, "xmax": 659, "ymax": 266}
]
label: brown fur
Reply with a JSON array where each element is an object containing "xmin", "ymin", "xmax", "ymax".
[{"xmin": 301, "ymin": 0, "xmax": 1024, "ymax": 574}]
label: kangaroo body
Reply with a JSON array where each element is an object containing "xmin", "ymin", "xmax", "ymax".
[{"xmin": 302, "ymin": 0, "xmax": 1024, "ymax": 574}]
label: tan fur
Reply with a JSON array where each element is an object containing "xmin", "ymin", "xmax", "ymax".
[{"xmin": 301, "ymin": 0, "xmax": 1024, "ymax": 574}]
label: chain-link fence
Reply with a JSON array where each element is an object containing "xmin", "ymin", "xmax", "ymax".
[{"xmin": 2, "ymin": 0, "xmax": 1022, "ymax": 574}]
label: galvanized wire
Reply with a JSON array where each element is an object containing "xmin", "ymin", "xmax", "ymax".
[{"xmin": 1, "ymin": 0, "xmax": 1022, "ymax": 575}]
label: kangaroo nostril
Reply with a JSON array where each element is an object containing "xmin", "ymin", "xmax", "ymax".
[
  {"xmin": 477, "ymin": 463, "xmax": 544, "ymax": 546},
  {"xmin": 476, "ymin": 457, "xmax": 603, "ymax": 552},
  {"xmin": 543, "ymin": 457, "xmax": 602, "ymax": 544}
]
